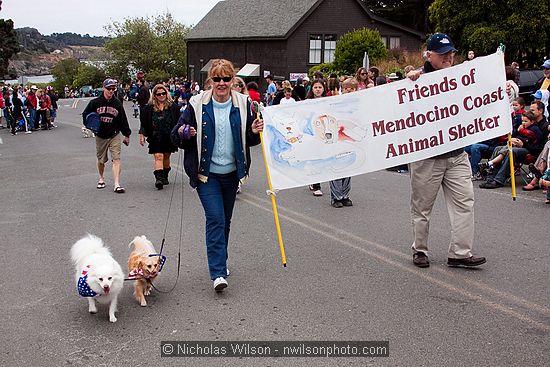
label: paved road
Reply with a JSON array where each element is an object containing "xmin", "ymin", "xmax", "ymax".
[{"xmin": 0, "ymin": 98, "xmax": 548, "ymax": 366}]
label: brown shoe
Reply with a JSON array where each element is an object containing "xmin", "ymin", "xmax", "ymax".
[{"xmin": 413, "ymin": 252, "xmax": 429, "ymax": 268}]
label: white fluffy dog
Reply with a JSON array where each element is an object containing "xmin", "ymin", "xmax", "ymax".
[
  {"xmin": 81, "ymin": 127, "xmax": 95, "ymax": 138},
  {"xmin": 70, "ymin": 234, "xmax": 124, "ymax": 322}
]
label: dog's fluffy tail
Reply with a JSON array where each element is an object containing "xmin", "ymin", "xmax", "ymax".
[
  {"xmin": 129, "ymin": 235, "xmax": 155, "ymax": 253},
  {"xmin": 70, "ymin": 234, "xmax": 111, "ymax": 267}
]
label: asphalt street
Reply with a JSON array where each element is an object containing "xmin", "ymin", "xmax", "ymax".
[{"xmin": 0, "ymin": 98, "xmax": 548, "ymax": 367}]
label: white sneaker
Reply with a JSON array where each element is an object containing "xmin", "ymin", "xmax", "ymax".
[
  {"xmin": 213, "ymin": 277, "xmax": 228, "ymax": 291},
  {"xmin": 25, "ymin": 131, "xmax": 32, "ymax": 134},
  {"xmin": 313, "ymin": 189, "xmax": 323, "ymax": 196}
]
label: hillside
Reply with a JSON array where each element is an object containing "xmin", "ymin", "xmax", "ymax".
[{"xmin": 9, "ymin": 28, "xmax": 109, "ymax": 76}]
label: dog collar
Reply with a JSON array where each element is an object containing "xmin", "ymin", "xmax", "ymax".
[
  {"xmin": 77, "ymin": 265, "xmax": 98, "ymax": 297},
  {"xmin": 149, "ymin": 253, "xmax": 167, "ymax": 272}
]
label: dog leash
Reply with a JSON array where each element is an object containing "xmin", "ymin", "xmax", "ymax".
[{"xmin": 124, "ymin": 150, "xmax": 184, "ymax": 293}]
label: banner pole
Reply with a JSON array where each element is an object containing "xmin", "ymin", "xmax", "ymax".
[
  {"xmin": 253, "ymin": 102, "xmax": 287, "ymax": 267},
  {"xmin": 507, "ymin": 133, "xmax": 516, "ymax": 201}
]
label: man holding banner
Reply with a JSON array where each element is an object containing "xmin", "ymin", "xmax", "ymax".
[{"xmin": 406, "ymin": 33, "xmax": 486, "ymax": 268}]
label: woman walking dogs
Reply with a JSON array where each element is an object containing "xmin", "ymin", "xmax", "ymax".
[
  {"xmin": 139, "ymin": 84, "xmax": 180, "ymax": 190},
  {"xmin": 171, "ymin": 59, "xmax": 263, "ymax": 291}
]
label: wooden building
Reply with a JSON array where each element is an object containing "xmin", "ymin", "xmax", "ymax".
[{"xmin": 186, "ymin": 0, "xmax": 425, "ymax": 86}]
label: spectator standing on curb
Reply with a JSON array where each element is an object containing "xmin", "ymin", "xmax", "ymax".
[
  {"xmin": 406, "ymin": 33, "xmax": 486, "ymax": 269},
  {"xmin": 246, "ymin": 82, "xmax": 261, "ymax": 104},
  {"xmin": 329, "ymin": 77, "xmax": 357, "ymax": 208},
  {"xmin": 26, "ymin": 85, "xmax": 38, "ymax": 131},
  {"xmin": 0, "ymin": 90, "xmax": 5, "ymax": 128},
  {"xmin": 265, "ymin": 75, "xmax": 276, "ymax": 106},
  {"xmin": 47, "ymin": 86, "xmax": 59, "ymax": 128},
  {"xmin": 294, "ymin": 77, "xmax": 306, "ymax": 101},
  {"xmin": 82, "ymin": 78, "xmax": 131, "ymax": 194},
  {"xmin": 306, "ymin": 78, "xmax": 327, "ymax": 197},
  {"xmin": 37, "ymin": 89, "xmax": 52, "ymax": 130}
]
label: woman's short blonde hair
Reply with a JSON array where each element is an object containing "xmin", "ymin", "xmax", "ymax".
[
  {"xmin": 208, "ymin": 59, "xmax": 236, "ymax": 79},
  {"xmin": 149, "ymin": 83, "xmax": 174, "ymax": 111}
]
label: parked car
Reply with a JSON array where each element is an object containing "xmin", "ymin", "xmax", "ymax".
[{"xmin": 518, "ymin": 69, "xmax": 544, "ymax": 104}]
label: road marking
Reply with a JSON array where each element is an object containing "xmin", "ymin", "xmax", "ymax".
[
  {"xmin": 238, "ymin": 192, "xmax": 550, "ymax": 332},
  {"xmin": 71, "ymin": 100, "xmax": 79, "ymax": 109}
]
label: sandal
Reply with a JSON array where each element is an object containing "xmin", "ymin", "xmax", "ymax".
[
  {"xmin": 522, "ymin": 183, "xmax": 539, "ymax": 191},
  {"xmin": 96, "ymin": 182, "xmax": 106, "ymax": 189},
  {"xmin": 114, "ymin": 186, "xmax": 125, "ymax": 194}
]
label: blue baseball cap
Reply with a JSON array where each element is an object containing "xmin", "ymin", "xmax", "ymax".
[
  {"xmin": 542, "ymin": 60, "xmax": 550, "ymax": 69},
  {"xmin": 103, "ymin": 78, "xmax": 117, "ymax": 88},
  {"xmin": 427, "ymin": 33, "xmax": 457, "ymax": 54},
  {"xmin": 531, "ymin": 90, "xmax": 543, "ymax": 99}
]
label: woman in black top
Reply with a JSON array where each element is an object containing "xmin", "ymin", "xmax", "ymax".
[{"xmin": 139, "ymin": 84, "xmax": 181, "ymax": 189}]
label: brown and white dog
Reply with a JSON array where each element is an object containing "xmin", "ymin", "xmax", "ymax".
[{"xmin": 128, "ymin": 236, "xmax": 161, "ymax": 306}]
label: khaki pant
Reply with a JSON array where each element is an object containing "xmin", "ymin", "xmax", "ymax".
[
  {"xmin": 410, "ymin": 152, "xmax": 474, "ymax": 259},
  {"xmin": 96, "ymin": 134, "xmax": 122, "ymax": 164}
]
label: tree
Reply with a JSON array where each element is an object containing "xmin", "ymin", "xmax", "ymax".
[
  {"xmin": 0, "ymin": 19, "xmax": 20, "ymax": 78},
  {"xmin": 72, "ymin": 63, "xmax": 106, "ymax": 89},
  {"xmin": 104, "ymin": 13, "xmax": 191, "ymax": 81},
  {"xmin": 363, "ymin": 0, "xmax": 434, "ymax": 33},
  {"xmin": 332, "ymin": 28, "xmax": 388, "ymax": 75},
  {"xmin": 51, "ymin": 58, "xmax": 80, "ymax": 91},
  {"xmin": 429, "ymin": 0, "xmax": 550, "ymax": 66}
]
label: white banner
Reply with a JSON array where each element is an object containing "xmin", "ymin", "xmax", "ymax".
[{"xmin": 261, "ymin": 52, "xmax": 512, "ymax": 191}]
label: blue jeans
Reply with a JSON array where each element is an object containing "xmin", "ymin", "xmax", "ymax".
[
  {"xmin": 491, "ymin": 147, "xmax": 530, "ymax": 184},
  {"xmin": 197, "ymin": 171, "xmax": 239, "ymax": 280},
  {"xmin": 28, "ymin": 108, "xmax": 36, "ymax": 129},
  {"xmin": 465, "ymin": 143, "xmax": 492, "ymax": 174}
]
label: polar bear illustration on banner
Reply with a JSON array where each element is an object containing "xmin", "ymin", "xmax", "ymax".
[{"xmin": 267, "ymin": 113, "xmax": 367, "ymax": 174}]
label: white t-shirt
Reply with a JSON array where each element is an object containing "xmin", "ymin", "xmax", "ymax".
[{"xmin": 280, "ymin": 97, "xmax": 296, "ymax": 104}]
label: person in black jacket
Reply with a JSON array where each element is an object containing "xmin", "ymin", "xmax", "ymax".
[
  {"xmin": 136, "ymin": 79, "xmax": 150, "ymax": 113},
  {"xmin": 82, "ymin": 78, "xmax": 131, "ymax": 193},
  {"xmin": 139, "ymin": 83, "xmax": 181, "ymax": 189}
]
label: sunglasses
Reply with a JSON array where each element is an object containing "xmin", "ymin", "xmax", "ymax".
[
  {"xmin": 155, "ymin": 91, "xmax": 167, "ymax": 96},
  {"xmin": 212, "ymin": 76, "xmax": 232, "ymax": 83},
  {"xmin": 360, "ymin": 72, "xmax": 367, "ymax": 75},
  {"xmin": 106, "ymin": 87, "xmax": 116, "ymax": 91}
]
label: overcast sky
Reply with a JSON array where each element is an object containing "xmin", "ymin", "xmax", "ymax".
[{"xmin": 1, "ymin": 0, "xmax": 222, "ymax": 36}]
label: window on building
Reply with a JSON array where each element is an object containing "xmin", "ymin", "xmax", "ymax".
[
  {"xmin": 389, "ymin": 37, "xmax": 401, "ymax": 49},
  {"xmin": 309, "ymin": 34, "xmax": 337, "ymax": 64},
  {"xmin": 324, "ymin": 35, "xmax": 336, "ymax": 63},
  {"xmin": 309, "ymin": 34, "xmax": 322, "ymax": 64},
  {"xmin": 380, "ymin": 36, "xmax": 401, "ymax": 49}
]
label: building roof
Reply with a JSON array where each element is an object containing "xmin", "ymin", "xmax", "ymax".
[
  {"xmin": 188, "ymin": 0, "xmax": 320, "ymax": 40},
  {"xmin": 188, "ymin": 0, "xmax": 424, "ymax": 41}
]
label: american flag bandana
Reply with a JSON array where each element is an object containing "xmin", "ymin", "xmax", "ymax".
[
  {"xmin": 77, "ymin": 265, "xmax": 98, "ymax": 297},
  {"xmin": 127, "ymin": 268, "xmax": 144, "ymax": 279}
]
